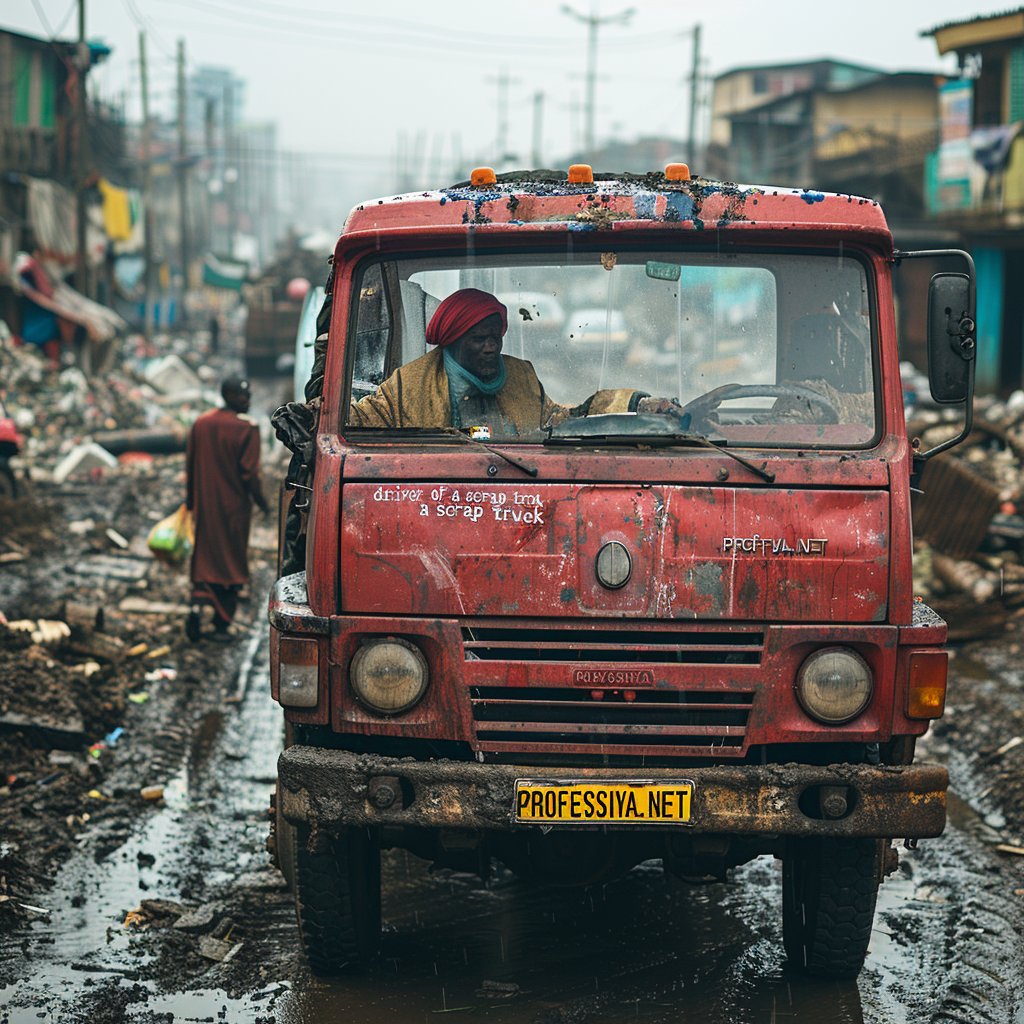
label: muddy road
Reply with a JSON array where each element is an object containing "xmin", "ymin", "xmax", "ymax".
[{"xmin": 2, "ymin": 617, "xmax": 1024, "ymax": 1024}]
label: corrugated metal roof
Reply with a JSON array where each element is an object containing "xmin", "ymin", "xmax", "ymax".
[{"xmin": 922, "ymin": 7, "xmax": 1024, "ymax": 38}]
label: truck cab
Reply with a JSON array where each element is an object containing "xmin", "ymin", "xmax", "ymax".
[{"xmin": 268, "ymin": 164, "xmax": 973, "ymax": 978}]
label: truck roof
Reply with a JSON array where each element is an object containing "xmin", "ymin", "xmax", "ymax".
[{"xmin": 340, "ymin": 170, "xmax": 891, "ymax": 249}]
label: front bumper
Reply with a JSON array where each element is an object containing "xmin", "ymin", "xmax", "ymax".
[{"xmin": 277, "ymin": 746, "xmax": 948, "ymax": 839}]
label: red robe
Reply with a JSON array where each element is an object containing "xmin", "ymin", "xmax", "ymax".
[{"xmin": 186, "ymin": 408, "xmax": 261, "ymax": 586}]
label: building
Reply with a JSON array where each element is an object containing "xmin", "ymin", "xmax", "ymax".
[
  {"xmin": 923, "ymin": 9, "xmax": 1024, "ymax": 394},
  {"xmin": 710, "ymin": 60, "xmax": 882, "ymax": 151},
  {"xmin": 710, "ymin": 60, "xmax": 939, "ymax": 220},
  {"xmin": 0, "ymin": 25, "xmax": 128, "ymax": 327}
]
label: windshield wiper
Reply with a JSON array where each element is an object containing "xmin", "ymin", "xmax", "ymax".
[
  {"xmin": 544, "ymin": 431, "xmax": 774, "ymax": 482},
  {"xmin": 685, "ymin": 435, "xmax": 775, "ymax": 483}
]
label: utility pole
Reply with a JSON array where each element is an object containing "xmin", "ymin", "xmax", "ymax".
[
  {"xmin": 176, "ymin": 39, "xmax": 190, "ymax": 300},
  {"xmin": 139, "ymin": 30, "xmax": 154, "ymax": 337},
  {"xmin": 74, "ymin": 0, "xmax": 89, "ymax": 296},
  {"xmin": 223, "ymin": 82, "xmax": 236, "ymax": 258},
  {"xmin": 687, "ymin": 23, "xmax": 702, "ymax": 166},
  {"xmin": 497, "ymin": 69, "xmax": 509, "ymax": 163},
  {"xmin": 203, "ymin": 95, "xmax": 215, "ymax": 255},
  {"xmin": 486, "ymin": 69, "xmax": 520, "ymax": 164},
  {"xmin": 532, "ymin": 90, "xmax": 544, "ymax": 168},
  {"xmin": 561, "ymin": 1, "xmax": 634, "ymax": 156}
]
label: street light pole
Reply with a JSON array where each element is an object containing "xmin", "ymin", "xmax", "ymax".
[{"xmin": 561, "ymin": 1, "xmax": 635, "ymax": 157}]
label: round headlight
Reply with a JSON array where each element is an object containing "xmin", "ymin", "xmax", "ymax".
[
  {"xmin": 350, "ymin": 638, "xmax": 429, "ymax": 715},
  {"xmin": 796, "ymin": 648, "xmax": 873, "ymax": 725}
]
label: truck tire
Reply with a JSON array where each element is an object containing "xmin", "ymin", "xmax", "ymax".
[
  {"xmin": 274, "ymin": 791, "xmax": 296, "ymax": 891},
  {"xmin": 782, "ymin": 836, "xmax": 883, "ymax": 978},
  {"xmin": 294, "ymin": 825, "xmax": 381, "ymax": 974}
]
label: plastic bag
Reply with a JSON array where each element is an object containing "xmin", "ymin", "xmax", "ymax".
[{"xmin": 147, "ymin": 504, "xmax": 194, "ymax": 566}]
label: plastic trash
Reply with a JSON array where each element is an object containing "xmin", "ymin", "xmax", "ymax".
[{"xmin": 147, "ymin": 505, "xmax": 194, "ymax": 566}]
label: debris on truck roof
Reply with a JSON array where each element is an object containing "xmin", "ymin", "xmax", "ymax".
[{"xmin": 343, "ymin": 164, "xmax": 888, "ymax": 241}]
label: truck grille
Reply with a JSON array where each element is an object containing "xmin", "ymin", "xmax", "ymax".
[
  {"xmin": 462, "ymin": 626, "xmax": 761, "ymax": 759},
  {"xmin": 461, "ymin": 626, "xmax": 763, "ymax": 665},
  {"xmin": 470, "ymin": 686, "xmax": 754, "ymax": 756}
]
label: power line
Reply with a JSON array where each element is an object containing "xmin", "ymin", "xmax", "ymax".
[
  {"xmin": 149, "ymin": 0, "xmax": 681, "ymax": 55},
  {"xmin": 118, "ymin": 0, "xmax": 176, "ymax": 59}
]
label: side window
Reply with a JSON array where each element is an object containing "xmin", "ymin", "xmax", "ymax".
[{"xmin": 352, "ymin": 264, "xmax": 391, "ymax": 399}]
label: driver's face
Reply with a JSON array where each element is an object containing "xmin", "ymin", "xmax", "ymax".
[{"xmin": 449, "ymin": 314, "xmax": 504, "ymax": 381}]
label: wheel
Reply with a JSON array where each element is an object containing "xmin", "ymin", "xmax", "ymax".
[
  {"xmin": 274, "ymin": 788, "xmax": 296, "ymax": 890},
  {"xmin": 782, "ymin": 836, "xmax": 883, "ymax": 978},
  {"xmin": 295, "ymin": 825, "xmax": 381, "ymax": 974},
  {"xmin": 274, "ymin": 722, "xmax": 297, "ymax": 890},
  {"xmin": 685, "ymin": 382, "xmax": 841, "ymax": 432}
]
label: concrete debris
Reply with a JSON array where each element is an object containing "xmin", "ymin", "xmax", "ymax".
[
  {"xmin": 173, "ymin": 903, "xmax": 222, "ymax": 932},
  {"xmin": 52, "ymin": 442, "xmax": 119, "ymax": 484},
  {"xmin": 143, "ymin": 354, "xmax": 203, "ymax": 396},
  {"xmin": 198, "ymin": 935, "xmax": 244, "ymax": 962}
]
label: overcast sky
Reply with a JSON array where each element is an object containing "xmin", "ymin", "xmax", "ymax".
[{"xmin": 6, "ymin": 0, "xmax": 973, "ymax": 221}]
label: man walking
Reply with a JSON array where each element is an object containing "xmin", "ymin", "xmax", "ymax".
[{"xmin": 185, "ymin": 377, "xmax": 269, "ymax": 641}]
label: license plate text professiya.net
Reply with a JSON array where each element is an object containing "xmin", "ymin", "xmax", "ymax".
[{"xmin": 514, "ymin": 781, "xmax": 694, "ymax": 824}]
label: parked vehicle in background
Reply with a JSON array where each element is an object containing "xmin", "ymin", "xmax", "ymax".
[
  {"xmin": 267, "ymin": 163, "xmax": 974, "ymax": 979},
  {"xmin": 566, "ymin": 307, "xmax": 628, "ymax": 346},
  {"xmin": 293, "ymin": 286, "xmax": 324, "ymax": 403}
]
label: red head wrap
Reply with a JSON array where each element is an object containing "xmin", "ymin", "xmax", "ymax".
[{"xmin": 425, "ymin": 288, "xmax": 508, "ymax": 348}]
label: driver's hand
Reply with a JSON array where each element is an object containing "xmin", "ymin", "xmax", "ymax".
[
  {"xmin": 636, "ymin": 396, "xmax": 692, "ymax": 431},
  {"xmin": 637, "ymin": 396, "xmax": 683, "ymax": 416}
]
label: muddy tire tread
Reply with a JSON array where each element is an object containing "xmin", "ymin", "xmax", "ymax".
[
  {"xmin": 294, "ymin": 827, "xmax": 381, "ymax": 975},
  {"xmin": 783, "ymin": 836, "xmax": 881, "ymax": 978}
]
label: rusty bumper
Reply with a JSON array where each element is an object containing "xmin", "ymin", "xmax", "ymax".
[{"xmin": 277, "ymin": 746, "xmax": 948, "ymax": 839}]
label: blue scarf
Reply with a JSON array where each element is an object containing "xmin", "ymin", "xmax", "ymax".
[
  {"xmin": 443, "ymin": 349, "xmax": 508, "ymax": 428},
  {"xmin": 443, "ymin": 349, "xmax": 507, "ymax": 394}
]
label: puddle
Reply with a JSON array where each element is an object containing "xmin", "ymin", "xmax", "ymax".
[
  {"xmin": 0, "ymin": 633, "xmax": 282, "ymax": 1020},
  {"xmin": 0, "ymin": 633, "xmax": 990, "ymax": 1024}
]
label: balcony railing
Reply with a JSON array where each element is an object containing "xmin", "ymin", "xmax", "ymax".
[{"xmin": 0, "ymin": 125, "xmax": 58, "ymax": 178}]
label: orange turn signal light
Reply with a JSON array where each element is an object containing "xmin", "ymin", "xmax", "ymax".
[
  {"xmin": 665, "ymin": 163, "xmax": 690, "ymax": 181},
  {"xmin": 471, "ymin": 166, "xmax": 497, "ymax": 186},
  {"xmin": 907, "ymin": 651, "xmax": 948, "ymax": 719},
  {"xmin": 568, "ymin": 163, "xmax": 594, "ymax": 183}
]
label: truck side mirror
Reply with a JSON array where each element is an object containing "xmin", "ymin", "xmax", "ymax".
[{"xmin": 927, "ymin": 273, "xmax": 975, "ymax": 404}]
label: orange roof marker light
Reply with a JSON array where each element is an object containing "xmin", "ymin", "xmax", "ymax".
[
  {"xmin": 471, "ymin": 167, "xmax": 497, "ymax": 186},
  {"xmin": 665, "ymin": 163, "xmax": 691, "ymax": 181},
  {"xmin": 568, "ymin": 164, "xmax": 594, "ymax": 184}
]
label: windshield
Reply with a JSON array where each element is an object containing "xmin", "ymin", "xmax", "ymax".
[{"xmin": 344, "ymin": 249, "xmax": 875, "ymax": 447}]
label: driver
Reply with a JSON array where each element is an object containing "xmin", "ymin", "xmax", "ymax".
[{"xmin": 348, "ymin": 288, "xmax": 669, "ymax": 434}]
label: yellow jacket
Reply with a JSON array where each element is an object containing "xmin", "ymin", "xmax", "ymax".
[{"xmin": 349, "ymin": 348, "xmax": 638, "ymax": 432}]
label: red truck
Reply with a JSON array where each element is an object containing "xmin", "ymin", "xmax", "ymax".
[{"xmin": 268, "ymin": 164, "xmax": 975, "ymax": 978}]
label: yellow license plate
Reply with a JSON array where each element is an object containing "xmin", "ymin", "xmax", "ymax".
[{"xmin": 513, "ymin": 780, "xmax": 693, "ymax": 825}]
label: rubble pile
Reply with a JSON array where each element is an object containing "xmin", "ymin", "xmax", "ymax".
[
  {"xmin": 0, "ymin": 317, "xmax": 284, "ymax": 918},
  {"xmin": 0, "ymin": 469, "xmax": 279, "ymax": 920},
  {"xmin": 910, "ymin": 391, "xmax": 1024, "ymax": 639},
  {"xmin": 0, "ymin": 324, "xmax": 220, "ymax": 472}
]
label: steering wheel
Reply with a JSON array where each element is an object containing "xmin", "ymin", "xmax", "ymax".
[{"xmin": 684, "ymin": 383, "xmax": 841, "ymax": 432}]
